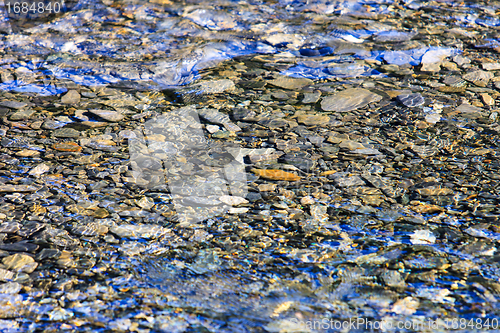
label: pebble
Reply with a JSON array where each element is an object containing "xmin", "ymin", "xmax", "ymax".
[
  {"xmin": 296, "ymin": 114, "xmax": 330, "ymax": 126},
  {"xmin": 397, "ymin": 93, "xmax": 424, "ymax": 107},
  {"xmin": 28, "ymin": 163, "xmax": 50, "ymax": 177},
  {"xmin": 321, "ymin": 88, "xmax": 382, "ymax": 112},
  {"xmin": 52, "ymin": 142, "xmax": 82, "ymax": 152},
  {"xmin": 52, "ymin": 128, "xmax": 81, "ymax": 138},
  {"xmin": 60, "ymin": 90, "xmax": 81, "ymax": 104},
  {"xmin": 219, "ymin": 195, "xmax": 249, "ymax": 206},
  {"xmin": 89, "ymin": 109, "xmax": 124, "ymax": 122},
  {"xmin": 410, "ymin": 230, "xmax": 436, "ymax": 245},
  {"xmin": 267, "ymin": 76, "xmax": 312, "ymax": 90},
  {"xmin": 251, "ymin": 169, "xmax": 301, "ymax": 181}
]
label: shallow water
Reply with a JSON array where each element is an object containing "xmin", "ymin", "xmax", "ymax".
[{"xmin": 1, "ymin": 0, "xmax": 500, "ymax": 332}]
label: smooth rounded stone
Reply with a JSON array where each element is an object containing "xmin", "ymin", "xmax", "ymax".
[
  {"xmin": 0, "ymin": 101, "xmax": 27, "ymax": 109},
  {"xmin": 60, "ymin": 90, "xmax": 81, "ymax": 104},
  {"xmin": 321, "ymin": 88, "xmax": 382, "ymax": 112},
  {"xmin": 0, "ymin": 222, "xmax": 21, "ymax": 234},
  {"xmin": 110, "ymin": 224, "xmax": 170, "ymax": 239},
  {"xmin": 28, "ymin": 163, "xmax": 50, "ymax": 177},
  {"xmin": 89, "ymin": 109, "xmax": 124, "ymax": 122},
  {"xmin": 397, "ymin": 93, "xmax": 424, "ymax": 107},
  {"xmin": 9, "ymin": 109, "xmax": 36, "ymax": 121},
  {"xmin": 0, "ymin": 282, "xmax": 21, "ymax": 294},
  {"xmin": 219, "ymin": 195, "xmax": 248, "ymax": 206},
  {"xmin": 2, "ymin": 254, "xmax": 38, "ymax": 273},
  {"xmin": 0, "ymin": 185, "xmax": 41, "ymax": 192},
  {"xmin": 258, "ymin": 183, "xmax": 276, "ymax": 192},
  {"xmin": 296, "ymin": 114, "xmax": 330, "ymax": 126},
  {"xmin": 52, "ymin": 127, "xmax": 81, "ymax": 138},
  {"xmin": 267, "ymin": 76, "xmax": 313, "ymax": 90}
]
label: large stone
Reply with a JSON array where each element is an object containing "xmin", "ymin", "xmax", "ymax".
[
  {"xmin": 2, "ymin": 254, "xmax": 38, "ymax": 273},
  {"xmin": 321, "ymin": 88, "xmax": 382, "ymax": 112}
]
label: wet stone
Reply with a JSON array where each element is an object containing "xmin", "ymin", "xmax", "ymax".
[
  {"xmin": 9, "ymin": 109, "xmax": 35, "ymax": 121},
  {"xmin": 0, "ymin": 101, "xmax": 27, "ymax": 109},
  {"xmin": 267, "ymin": 76, "xmax": 312, "ymax": 90},
  {"xmin": 302, "ymin": 91, "xmax": 321, "ymax": 104},
  {"xmin": 52, "ymin": 142, "xmax": 82, "ymax": 152},
  {"xmin": 60, "ymin": 90, "xmax": 81, "ymax": 104},
  {"xmin": 88, "ymin": 110, "xmax": 124, "ymax": 122},
  {"xmin": 321, "ymin": 88, "xmax": 382, "ymax": 112},
  {"xmin": 52, "ymin": 128, "xmax": 81, "ymax": 138},
  {"xmin": 397, "ymin": 93, "xmax": 424, "ymax": 107},
  {"xmin": 2, "ymin": 254, "xmax": 38, "ymax": 273}
]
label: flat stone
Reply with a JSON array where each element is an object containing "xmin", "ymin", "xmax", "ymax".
[
  {"xmin": 0, "ymin": 185, "xmax": 41, "ymax": 192},
  {"xmin": 89, "ymin": 109, "xmax": 124, "ymax": 122},
  {"xmin": 110, "ymin": 224, "xmax": 170, "ymax": 239},
  {"xmin": 456, "ymin": 103, "xmax": 483, "ymax": 113},
  {"xmin": 0, "ymin": 269, "xmax": 14, "ymax": 282},
  {"xmin": 397, "ymin": 93, "xmax": 424, "ymax": 107},
  {"xmin": 0, "ymin": 101, "xmax": 27, "ymax": 109},
  {"xmin": 482, "ymin": 63, "xmax": 500, "ymax": 71},
  {"xmin": 463, "ymin": 70, "xmax": 494, "ymax": 84},
  {"xmin": 321, "ymin": 88, "xmax": 382, "ymax": 112},
  {"xmin": 267, "ymin": 76, "xmax": 312, "ymax": 90},
  {"xmin": 28, "ymin": 163, "xmax": 50, "ymax": 177},
  {"xmin": 2, "ymin": 254, "xmax": 38, "ymax": 273},
  {"xmin": 219, "ymin": 195, "xmax": 248, "ymax": 206},
  {"xmin": 0, "ymin": 242, "xmax": 38, "ymax": 252},
  {"xmin": 9, "ymin": 109, "xmax": 35, "ymax": 121},
  {"xmin": 296, "ymin": 114, "xmax": 330, "ymax": 126},
  {"xmin": 60, "ymin": 90, "xmax": 81, "ymax": 104},
  {"xmin": 52, "ymin": 142, "xmax": 82, "ymax": 152},
  {"xmin": 302, "ymin": 91, "xmax": 321, "ymax": 104},
  {"xmin": 52, "ymin": 128, "xmax": 81, "ymax": 138},
  {"xmin": 0, "ymin": 222, "xmax": 21, "ymax": 233}
]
